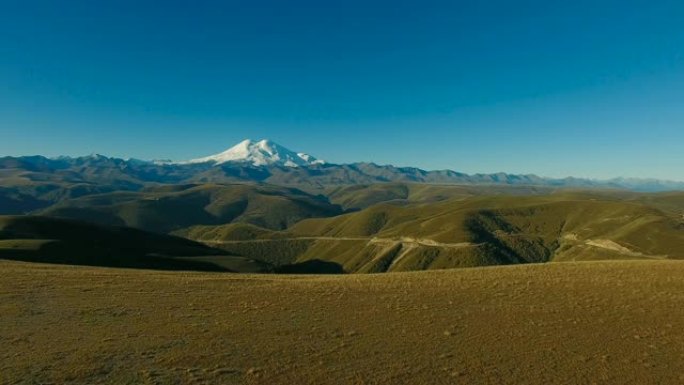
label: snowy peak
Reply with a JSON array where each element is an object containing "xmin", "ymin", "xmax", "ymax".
[{"xmin": 184, "ymin": 139, "xmax": 325, "ymax": 167}]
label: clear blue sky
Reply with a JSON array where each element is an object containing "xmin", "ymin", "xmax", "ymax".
[{"xmin": 1, "ymin": 1, "xmax": 683, "ymax": 180}]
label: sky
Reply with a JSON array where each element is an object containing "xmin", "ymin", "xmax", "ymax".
[{"xmin": 1, "ymin": 0, "xmax": 683, "ymax": 180}]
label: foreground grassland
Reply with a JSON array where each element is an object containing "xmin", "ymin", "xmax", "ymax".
[{"xmin": 2, "ymin": 260, "xmax": 684, "ymax": 384}]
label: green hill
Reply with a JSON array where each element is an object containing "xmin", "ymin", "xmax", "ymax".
[
  {"xmin": 180, "ymin": 192, "xmax": 684, "ymax": 272},
  {"xmin": 325, "ymin": 183, "xmax": 556, "ymax": 210},
  {"xmin": 39, "ymin": 183, "xmax": 342, "ymax": 233}
]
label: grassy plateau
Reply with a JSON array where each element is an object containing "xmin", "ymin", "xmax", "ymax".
[{"xmin": 2, "ymin": 259, "xmax": 684, "ymax": 385}]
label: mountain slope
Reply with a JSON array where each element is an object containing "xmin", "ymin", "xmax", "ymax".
[
  {"xmin": 324, "ymin": 183, "xmax": 558, "ymax": 210},
  {"xmin": 39, "ymin": 183, "xmax": 342, "ymax": 233},
  {"xmin": 181, "ymin": 193, "xmax": 684, "ymax": 272}
]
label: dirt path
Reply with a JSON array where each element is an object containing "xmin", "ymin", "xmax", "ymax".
[
  {"xmin": 204, "ymin": 236, "xmax": 477, "ymax": 249},
  {"xmin": 583, "ymin": 238, "xmax": 667, "ymax": 259}
]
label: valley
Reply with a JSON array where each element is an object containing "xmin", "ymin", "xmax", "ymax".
[
  {"xmin": 1, "ymin": 174, "xmax": 682, "ymax": 273},
  {"xmin": 175, "ymin": 191, "xmax": 684, "ymax": 272}
]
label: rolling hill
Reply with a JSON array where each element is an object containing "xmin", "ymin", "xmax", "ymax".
[
  {"xmin": 324, "ymin": 183, "xmax": 557, "ymax": 210},
  {"xmin": 0, "ymin": 215, "xmax": 269, "ymax": 272},
  {"xmin": 39, "ymin": 183, "xmax": 342, "ymax": 233},
  {"xmin": 180, "ymin": 192, "xmax": 684, "ymax": 273}
]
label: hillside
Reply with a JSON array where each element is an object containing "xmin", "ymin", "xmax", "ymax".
[
  {"xmin": 39, "ymin": 183, "xmax": 342, "ymax": 233},
  {"xmin": 3, "ymin": 260, "xmax": 684, "ymax": 384},
  {"xmin": 181, "ymin": 193, "xmax": 684, "ymax": 272},
  {"xmin": 324, "ymin": 183, "xmax": 557, "ymax": 210},
  {"xmin": 0, "ymin": 216, "xmax": 269, "ymax": 272}
]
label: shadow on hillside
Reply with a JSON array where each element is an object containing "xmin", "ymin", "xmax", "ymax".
[
  {"xmin": 0, "ymin": 244, "xmax": 233, "ymax": 272},
  {"xmin": 275, "ymin": 259, "xmax": 345, "ymax": 274},
  {"xmin": 0, "ymin": 216, "xmax": 237, "ymax": 272}
]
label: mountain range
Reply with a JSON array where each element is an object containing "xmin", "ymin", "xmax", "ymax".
[
  {"xmin": 2, "ymin": 139, "xmax": 683, "ymax": 196},
  {"xmin": 1, "ymin": 138, "xmax": 683, "ymax": 218}
]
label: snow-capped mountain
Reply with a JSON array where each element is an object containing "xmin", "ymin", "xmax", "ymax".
[{"xmin": 182, "ymin": 139, "xmax": 326, "ymax": 167}]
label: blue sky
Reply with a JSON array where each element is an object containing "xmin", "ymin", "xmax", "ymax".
[{"xmin": 1, "ymin": 0, "xmax": 683, "ymax": 180}]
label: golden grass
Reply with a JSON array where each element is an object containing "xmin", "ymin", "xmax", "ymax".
[{"xmin": 2, "ymin": 260, "xmax": 684, "ymax": 384}]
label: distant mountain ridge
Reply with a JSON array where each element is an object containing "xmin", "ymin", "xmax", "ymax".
[{"xmin": 1, "ymin": 139, "xmax": 683, "ymax": 197}]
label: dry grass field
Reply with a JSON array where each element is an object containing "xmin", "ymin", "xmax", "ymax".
[{"xmin": 2, "ymin": 260, "xmax": 684, "ymax": 384}]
